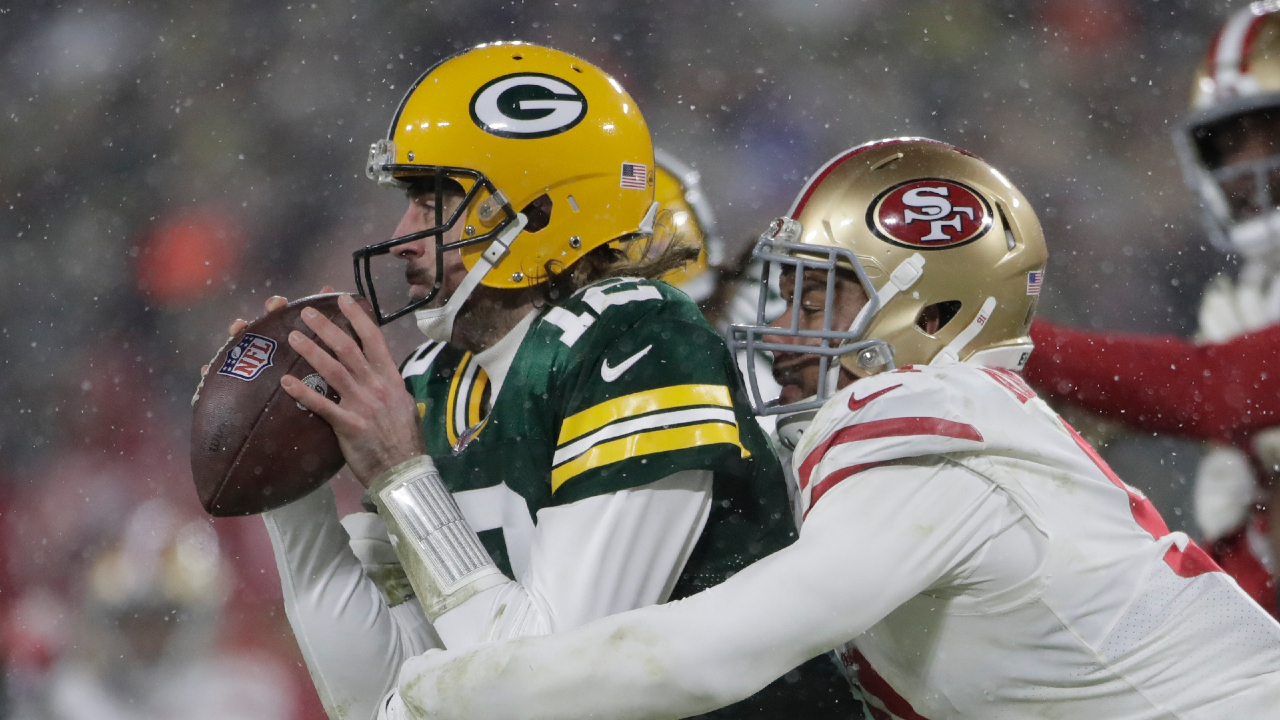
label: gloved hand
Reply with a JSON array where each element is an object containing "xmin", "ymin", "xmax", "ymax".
[{"xmin": 1194, "ymin": 445, "xmax": 1258, "ymax": 543}]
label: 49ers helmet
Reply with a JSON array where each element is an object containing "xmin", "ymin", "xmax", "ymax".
[
  {"xmin": 730, "ymin": 138, "xmax": 1048, "ymax": 415},
  {"xmin": 358, "ymin": 42, "xmax": 657, "ymax": 327},
  {"xmin": 1174, "ymin": 3, "xmax": 1280, "ymax": 264}
]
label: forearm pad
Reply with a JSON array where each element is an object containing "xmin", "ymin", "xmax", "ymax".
[{"xmin": 370, "ymin": 455, "xmax": 507, "ymax": 620}]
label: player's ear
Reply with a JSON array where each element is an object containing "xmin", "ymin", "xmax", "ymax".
[
  {"xmin": 917, "ymin": 305, "xmax": 942, "ymax": 334},
  {"xmin": 916, "ymin": 301, "xmax": 962, "ymax": 336}
]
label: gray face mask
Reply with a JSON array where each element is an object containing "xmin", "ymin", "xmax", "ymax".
[{"xmin": 726, "ymin": 217, "xmax": 895, "ymax": 418}]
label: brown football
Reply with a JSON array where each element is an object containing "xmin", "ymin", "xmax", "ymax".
[{"xmin": 190, "ymin": 294, "xmax": 372, "ymax": 516}]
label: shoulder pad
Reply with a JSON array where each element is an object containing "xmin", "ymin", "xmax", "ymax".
[
  {"xmin": 401, "ymin": 340, "xmax": 446, "ymax": 379},
  {"xmin": 793, "ymin": 365, "xmax": 987, "ymax": 497}
]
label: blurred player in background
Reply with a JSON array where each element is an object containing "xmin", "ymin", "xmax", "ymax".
[
  {"xmin": 1025, "ymin": 2, "xmax": 1280, "ymax": 615},
  {"xmin": 253, "ymin": 42, "xmax": 856, "ymax": 720},
  {"xmin": 643, "ymin": 152, "xmax": 787, "ymax": 438},
  {"xmin": 13, "ymin": 501, "xmax": 293, "ymax": 720},
  {"xmin": 367, "ymin": 138, "xmax": 1280, "ymax": 720},
  {"xmin": 644, "ymin": 149, "xmax": 727, "ymax": 306}
]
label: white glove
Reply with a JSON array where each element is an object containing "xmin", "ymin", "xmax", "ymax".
[
  {"xmin": 1251, "ymin": 427, "xmax": 1280, "ymax": 476},
  {"xmin": 1194, "ymin": 445, "xmax": 1258, "ymax": 543},
  {"xmin": 1197, "ymin": 265, "xmax": 1280, "ymax": 343},
  {"xmin": 341, "ymin": 512, "xmax": 415, "ymax": 607}
]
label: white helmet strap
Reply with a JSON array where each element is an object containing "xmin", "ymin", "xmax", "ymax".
[
  {"xmin": 638, "ymin": 201, "xmax": 660, "ymax": 234},
  {"xmin": 876, "ymin": 252, "xmax": 927, "ymax": 305},
  {"xmin": 416, "ymin": 213, "xmax": 528, "ymax": 343},
  {"xmin": 849, "ymin": 252, "xmax": 926, "ymax": 333},
  {"xmin": 933, "ymin": 295, "xmax": 997, "ymax": 366}
]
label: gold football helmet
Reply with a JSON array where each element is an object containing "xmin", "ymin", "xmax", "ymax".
[
  {"xmin": 730, "ymin": 138, "xmax": 1048, "ymax": 414},
  {"xmin": 1174, "ymin": 2, "xmax": 1280, "ymax": 263},
  {"xmin": 86, "ymin": 500, "xmax": 228, "ymax": 670},
  {"xmin": 636, "ymin": 150, "xmax": 724, "ymax": 302},
  {"xmin": 357, "ymin": 42, "xmax": 657, "ymax": 325}
]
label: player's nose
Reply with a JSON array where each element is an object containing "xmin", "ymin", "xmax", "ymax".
[
  {"xmin": 394, "ymin": 238, "xmax": 427, "ymax": 261},
  {"xmin": 392, "ymin": 204, "xmax": 430, "ymax": 260},
  {"xmin": 761, "ymin": 304, "xmax": 798, "ymax": 346}
]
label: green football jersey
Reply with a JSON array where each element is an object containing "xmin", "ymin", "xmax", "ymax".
[{"xmin": 400, "ymin": 277, "xmax": 857, "ymax": 720}]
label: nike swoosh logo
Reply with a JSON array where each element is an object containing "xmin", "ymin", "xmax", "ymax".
[
  {"xmin": 601, "ymin": 345, "xmax": 653, "ymax": 382},
  {"xmin": 847, "ymin": 384, "xmax": 902, "ymax": 412}
]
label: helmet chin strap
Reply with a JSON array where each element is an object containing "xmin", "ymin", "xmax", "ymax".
[
  {"xmin": 416, "ymin": 213, "xmax": 528, "ymax": 343},
  {"xmin": 1229, "ymin": 211, "xmax": 1280, "ymax": 268},
  {"xmin": 932, "ymin": 296, "xmax": 997, "ymax": 366}
]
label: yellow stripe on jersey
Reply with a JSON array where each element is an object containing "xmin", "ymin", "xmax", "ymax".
[
  {"xmin": 557, "ymin": 384, "xmax": 733, "ymax": 445},
  {"xmin": 551, "ymin": 421, "xmax": 743, "ymax": 492},
  {"xmin": 444, "ymin": 352, "xmax": 490, "ymax": 448}
]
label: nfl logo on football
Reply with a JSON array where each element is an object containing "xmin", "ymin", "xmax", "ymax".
[{"xmin": 218, "ymin": 333, "xmax": 277, "ymax": 381}]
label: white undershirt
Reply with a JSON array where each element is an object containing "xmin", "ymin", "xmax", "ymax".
[
  {"xmin": 265, "ymin": 311, "xmax": 716, "ymax": 720},
  {"xmin": 472, "ymin": 309, "xmax": 537, "ymax": 400}
]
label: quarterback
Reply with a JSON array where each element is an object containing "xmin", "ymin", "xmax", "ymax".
[
  {"xmin": 251, "ymin": 43, "xmax": 853, "ymax": 720},
  {"xmin": 367, "ymin": 139, "xmax": 1280, "ymax": 720}
]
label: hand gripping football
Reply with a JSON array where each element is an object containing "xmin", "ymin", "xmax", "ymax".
[{"xmin": 190, "ymin": 294, "xmax": 373, "ymax": 516}]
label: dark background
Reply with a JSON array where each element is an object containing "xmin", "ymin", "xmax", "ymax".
[{"xmin": 0, "ymin": 0, "xmax": 1239, "ymax": 716}]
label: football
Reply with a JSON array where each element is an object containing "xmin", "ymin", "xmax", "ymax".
[{"xmin": 190, "ymin": 293, "xmax": 372, "ymax": 516}]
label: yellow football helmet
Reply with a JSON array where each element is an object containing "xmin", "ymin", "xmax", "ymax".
[
  {"xmin": 357, "ymin": 42, "xmax": 657, "ymax": 325},
  {"xmin": 1174, "ymin": 2, "xmax": 1280, "ymax": 263},
  {"xmin": 636, "ymin": 150, "xmax": 723, "ymax": 302},
  {"xmin": 730, "ymin": 138, "xmax": 1048, "ymax": 414}
]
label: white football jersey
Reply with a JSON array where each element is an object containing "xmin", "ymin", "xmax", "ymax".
[
  {"xmin": 793, "ymin": 360, "xmax": 1280, "ymax": 719},
  {"xmin": 366, "ymin": 359, "xmax": 1280, "ymax": 720}
]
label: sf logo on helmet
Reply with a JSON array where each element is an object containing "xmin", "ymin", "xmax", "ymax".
[
  {"xmin": 470, "ymin": 73, "xmax": 588, "ymax": 139},
  {"xmin": 870, "ymin": 179, "xmax": 993, "ymax": 249}
]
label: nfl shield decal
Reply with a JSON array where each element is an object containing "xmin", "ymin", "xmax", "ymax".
[
  {"xmin": 869, "ymin": 178, "xmax": 993, "ymax": 250},
  {"xmin": 218, "ymin": 333, "xmax": 277, "ymax": 381}
]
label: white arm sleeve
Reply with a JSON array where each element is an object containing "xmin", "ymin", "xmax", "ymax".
[
  {"xmin": 379, "ymin": 458, "xmax": 1006, "ymax": 720},
  {"xmin": 262, "ymin": 483, "xmax": 443, "ymax": 720},
  {"xmin": 430, "ymin": 469, "xmax": 714, "ymax": 649}
]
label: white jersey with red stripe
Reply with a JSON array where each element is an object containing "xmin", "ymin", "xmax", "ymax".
[
  {"xmin": 791, "ymin": 359, "xmax": 1280, "ymax": 720},
  {"xmin": 357, "ymin": 358, "xmax": 1280, "ymax": 720}
]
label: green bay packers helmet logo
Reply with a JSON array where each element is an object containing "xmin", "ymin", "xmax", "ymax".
[{"xmin": 469, "ymin": 73, "xmax": 588, "ymax": 139}]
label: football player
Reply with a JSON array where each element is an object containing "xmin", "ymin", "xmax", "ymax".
[
  {"xmin": 644, "ymin": 150, "xmax": 726, "ymax": 306},
  {"xmin": 38, "ymin": 502, "xmax": 294, "ymax": 720},
  {"xmin": 250, "ymin": 43, "xmax": 855, "ymax": 720},
  {"xmin": 1023, "ymin": 2, "xmax": 1280, "ymax": 615},
  {"xmin": 362, "ymin": 139, "xmax": 1280, "ymax": 720}
]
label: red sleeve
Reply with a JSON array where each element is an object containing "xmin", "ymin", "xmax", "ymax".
[{"xmin": 1023, "ymin": 318, "xmax": 1280, "ymax": 444}]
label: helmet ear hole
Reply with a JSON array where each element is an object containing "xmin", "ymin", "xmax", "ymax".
[
  {"xmin": 521, "ymin": 194, "xmax": 553, "ymax": 233},
  {"xmin": 917, "ymin": 300, "xmax": 962, "ymax": 335}
]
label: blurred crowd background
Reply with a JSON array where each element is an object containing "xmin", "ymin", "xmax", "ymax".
[{"xmin": 0, "ymin": 0, "xmax": 1243, "ymax": 717}]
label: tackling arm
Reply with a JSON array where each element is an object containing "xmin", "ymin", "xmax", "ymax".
[
  {"xmin": 379, "ymin": 458, "xmax": 1006, "ymax": 720},
  {"xmin": 371, "ymin": 457, "xmax": 713, "ymax": 651},
  {"xmin": 1024, "ymin": 319, "xmax": 1280, "ymax": 443}
]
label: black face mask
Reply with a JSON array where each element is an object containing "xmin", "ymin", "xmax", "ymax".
[{"xmin": 353, "ymin": 166, "xmax": 518, "ymax": 326}]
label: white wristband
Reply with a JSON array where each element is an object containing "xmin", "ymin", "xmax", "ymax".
[{"xmin": 372, "ymin": 456, "xmax": 506, "ymax": 619}]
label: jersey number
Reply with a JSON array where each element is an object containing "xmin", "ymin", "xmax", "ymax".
[{"xmin": 543, "ymin": 281, "xmax": 662, "ymax": 347}]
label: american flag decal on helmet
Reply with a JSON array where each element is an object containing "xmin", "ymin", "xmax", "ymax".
[
  {"xmin": 620, "ymin": 162, "xmax": 648, "ymax": 190},
  {"xmin": 1027, "ymin": 270, "xmax": 1043, "ymax": 296}
]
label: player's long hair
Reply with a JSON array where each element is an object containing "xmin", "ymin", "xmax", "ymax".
[{"xmin": 538, "ymin": 208, "xmax": 700, "ymax": 303}]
